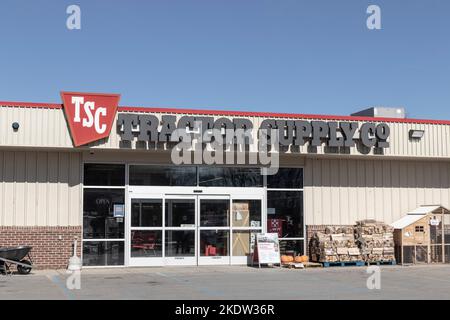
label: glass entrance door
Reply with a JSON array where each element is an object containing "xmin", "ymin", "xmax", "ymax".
[
  {"xmin": 164, "ymin": 196, "xmax": 197, "ymax": 265},
  {"xmin": 198, "ymin": 196, "xmax": 231, "ymax": 265},
  {"xmin": 127, "ymin": 189, "xmax": 264, "ymax": 267},
  {"xmin": 129, "ymin": 196, "xmax": 164, "ymax": 266}
]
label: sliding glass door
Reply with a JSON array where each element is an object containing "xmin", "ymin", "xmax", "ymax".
[
  {"xmin": 129, "ymin": 195, "xmax": 164, "ymax": 266},
  {"xmin": 127, "ymin": 189, "xmax": 265, "ymax": 266},
  {"xmin": 165, "ymin": 196, "xmax": 197, "ymax": 265},
  {"xmin": 198, "ymin": 196, "xmax": 231, "ymax": 265}
]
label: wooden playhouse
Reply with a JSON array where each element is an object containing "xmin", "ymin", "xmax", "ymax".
[{"xmin": 391, "ymin": 205, "xmax": 450, "ymax": 264}]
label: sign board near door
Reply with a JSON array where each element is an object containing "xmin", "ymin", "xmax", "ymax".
[{"xmin": 254, "ymin": 233, "xmax": 281, "ymax": 265}]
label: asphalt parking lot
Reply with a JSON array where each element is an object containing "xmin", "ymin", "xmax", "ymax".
[{"xmin": 1, "ymin": 264, "xmax": 449, "ymax": 300}]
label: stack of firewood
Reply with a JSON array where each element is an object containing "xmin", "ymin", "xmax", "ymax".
[
  {"xmin": 354, "ymin": 220, "xmax": 395, "ymax": 263},
  {"xmin": 310, "ymin": 227, "xmax": 364, "ymax": 262}
]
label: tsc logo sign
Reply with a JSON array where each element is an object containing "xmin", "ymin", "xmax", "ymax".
[{"xmin": 61, "ymin": 92, "xmax": 120, "ymax": 147}]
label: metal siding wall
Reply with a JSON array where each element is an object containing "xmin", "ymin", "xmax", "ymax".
[
  {"xmin": 2, "ymin": 106, "xmax": 450, "ymax": 160},
  {"xmin": 0, "ymin": 107, "xmax": 72, "ymax": 148},
  {"xmin": 0, "ymin": 150, "xmax": 81, "ymax": 227},
  {"xmin": 304, "ymin": 157, "xmax": 450, "ymax": 225}
]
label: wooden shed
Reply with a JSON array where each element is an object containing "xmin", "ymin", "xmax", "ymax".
[{"xmin": 391, "ymin": 205, "xmax": 450, "ymax": 264}]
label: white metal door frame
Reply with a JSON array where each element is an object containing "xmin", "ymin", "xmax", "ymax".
[
  {"xmin": 127, "ymin": 192, "xmax": 165, "ymax": 267},
  {"xmin": 164, "ymin": 194, "xmax": 197, "ymax": 266},
  {"xmin": 126, "ymin": 186, "xmax": 265, "ymax": 267},
  {"xmin": 197, "ymin": 195, "xmax": 231, "ymax": 266}
]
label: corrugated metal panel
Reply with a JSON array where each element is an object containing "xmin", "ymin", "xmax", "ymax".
[
  {"xmin": 304, "ymin": 157, "xmax": 450, "ymax": 225},
  {"xmin": 0, "ymin": 150, "xmax": 81, "ymax": 226},
  {"xmin": 2, "ymin": 106, "xmax": 450, "ymax": 159},
  {"xmin": 0, "ymin": 107, "xmax": 73, "ymax": 148}
]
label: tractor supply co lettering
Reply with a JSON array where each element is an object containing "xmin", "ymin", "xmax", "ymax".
[{"xmin": 118, "ymin": 113, "xmax": 390, "ymax": 151}]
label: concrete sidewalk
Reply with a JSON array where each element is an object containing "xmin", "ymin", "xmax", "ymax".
[{"xmin": 1, "ymin": 264, "xmax": 450, "ymax": 300}]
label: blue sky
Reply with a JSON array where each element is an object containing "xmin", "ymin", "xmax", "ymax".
[{"xmin": 0, "ymin": 0, "xmax": 449, "ymax": 119}]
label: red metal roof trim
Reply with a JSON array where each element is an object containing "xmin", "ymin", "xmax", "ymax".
[
  {"xmin": 0, "ymin": 100, "xmax": 449, "ymax": 125},
  {"xmin": 117, "ymin": 106, "xmax": 450, "ymax": 125},
  {"xmin": 0, "ymin": 101, "xmax": 63, "ymax": 109}
]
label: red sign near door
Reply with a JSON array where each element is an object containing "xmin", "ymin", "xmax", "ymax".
[{"xmin": 61, "ymin": 91, "xmax": 121, "ymax": 147}]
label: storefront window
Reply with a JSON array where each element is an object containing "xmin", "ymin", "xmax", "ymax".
[
  {"xmin": 129, "ymin": 165, "xmax": 197, "ymax": 186},
  {"xmin": 83, "ymin": 189, "xmax": 125, "ymax": 239},
  {"xmin": 165, "ymin": 231, "xmax": 195, "ymax": 257},
  {"xmin": 199, "ymin": 167, "xmax": 263, "ymax": 187},
  {"xmin": 232, "ymin": 200, "xmax": 261, "ymax": 228},
  {"xmin": 279, "ymin": 240, "xmax": 304, "ymax": 256},
  {"xmin": 267, "ymin": 191, "xmax": 303, "ymax": 238},
  {"xmin": 200, "ymin": 199, "xmax": 230, "ymax": 227},
  {"xmin": 83, "ymin": 163, "xmax": 126, "ymax": 266},
  {"xmin": 165, "ymin": 199, "xmax": 196, "ymax": 227},
  {"xmin": 200, "ymin": 230, "xmax": 229, "ymax": 256},
  {"xmin": 131, "ymin": 199, "xmax": 163, "ymax": 227},
  {"xmin": 131, "ymin": 230, "xmax": 163, "ymax": 257},
  {"xmin": 82, "ymin": 241, "xmax": 124, "ymax": 266},
  {"xmin": 267, "ymin": 168, "xmax": 303, "ymax": 189},
  {"xmin": 84, "ymin": 164, "xmax": 125, "ymax": 186}
]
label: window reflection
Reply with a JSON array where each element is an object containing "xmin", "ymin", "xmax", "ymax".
[
  {"xmin": 267, "ymin": 168, "xmax": 303, "ymax": 189},
  {"xmin": 200, "ymin": 199, "xmax": 230, "ymax": 227},
  {"xmin": 83, "ymin": 189, "xmax": 125, "ymax": 239},
  {"xmin": 199, "ymin": 167, "xmax": 263, "ymax": 187},
  {"xmin": 200, "ymin": 230, "xmax": 229, "ymax": 256},
  {"xmin": 84, "ymin": 164, "xmax": 125, "ymax": 186},
  {"xmin": 279, "ymin": 240, "xmax": 304, "ymax": 256},
  {"xmin": 267, "ymin": 191, "xmax": 303, "ymax": 238},
  {"xmin": 165, "ymin": 199, "xmax": 195, "ymax": 227},
  {"xmin": 131, "ymin": 230, "xmax": 163, "ymax": 257},
  {"xmin": 82, "ymin": 241, "xmax": 124, "ymax": 266},
  {"xmin": 129, "ymin": 165, "xmax": 197, "ymax": 186},
  {"xmin": 165, "ymin": 231, "xmax": 195, "ymax": 257},
  {"xmin": 131, "ymin": 199, "xmax": 162, "ymax": 227}
]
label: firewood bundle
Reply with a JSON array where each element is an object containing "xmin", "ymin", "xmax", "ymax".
[
  {"xmin": 354, "ymin": 220, "xmax": 395, "ymax": 262},
  {"xmin": 310, "ymin": 227, "xmax": 364, "ymax": 262}
]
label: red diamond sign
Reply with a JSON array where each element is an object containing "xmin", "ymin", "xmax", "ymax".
[{"xmin": 61, "ymin": 92, "xmax": 121, "ymax": 147}]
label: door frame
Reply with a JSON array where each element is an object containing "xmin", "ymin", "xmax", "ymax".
[
  {"xmin": 164, "ymin": 194, "xmax": 197, "ymax": 266},
  {"xmin": 197, "ymin": 195, "xmax": 231, "ymax": 266},
  {"xmin": 127, "ymin": 193, "xmax": 165, "ymax": 267},
  {"xmin": 126, "ymin": 186, "xmax": 266, "ymax": 267}
]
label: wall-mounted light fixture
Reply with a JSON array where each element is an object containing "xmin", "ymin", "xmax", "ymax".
[
  {"xmin": 12, "ymin": 122, "xmax": 20, "ymax": 131},
  {"xmin": 409, "ymin": 129, "xmax": 425, "ymax": 139}
]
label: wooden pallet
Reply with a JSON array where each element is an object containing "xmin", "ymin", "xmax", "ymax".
[
  {"xmin": 303, "ymin": 262, "xmax": 322, "ymax": 268},
  {"xmin": 321, "ymin": 261, "xmax": 365, "ymax": 268},
  {"xmin": 282, "ymin": 262, "xmax": 304, "ymax": 269},
  {"xmin": 366, "ymin": 260, "xmax": 396, "ymax": 266}
]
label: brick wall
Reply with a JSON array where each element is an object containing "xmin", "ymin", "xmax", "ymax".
[{"xmin": 0, "ymin": 226, "xmax": 82, "ymax": 270}]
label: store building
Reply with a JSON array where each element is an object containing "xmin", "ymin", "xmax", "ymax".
[{"xmin": 1, "ymin": 92, "xmax": 450, "ymax": 269}]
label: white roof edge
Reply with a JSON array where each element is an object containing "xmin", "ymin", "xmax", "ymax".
[
  {"xmin": 391, "ymin": 215, "xmax": 425, "ymax": 229},
  {"xmin": 391, "ymin": 205, "xmax": 448, "ymax": 229},
  {"xmin": 406, "ymin": 205, "xmax": 441, "ymax": 215}
]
